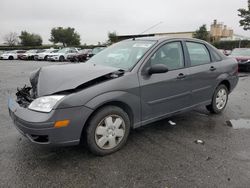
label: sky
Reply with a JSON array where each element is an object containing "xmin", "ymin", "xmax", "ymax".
[{"xmin": 0, "ymin": 0, "xmax": 249, "ymax": 45}]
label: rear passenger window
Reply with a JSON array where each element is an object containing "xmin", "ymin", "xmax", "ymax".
[{"xmin": 186, "ymin": 42, "xmax": 211, "ymax": 66}]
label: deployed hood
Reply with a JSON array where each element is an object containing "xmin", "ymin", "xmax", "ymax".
[{"xmin": 30, "ymin": 63, "xmax": 122, "ymax": 97}]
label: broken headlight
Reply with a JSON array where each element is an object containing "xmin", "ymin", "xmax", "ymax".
[{"xmin": 28, "ymin": 95, "xmax": 65, "ymax": 112}]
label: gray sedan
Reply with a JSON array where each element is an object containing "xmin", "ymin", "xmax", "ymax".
[{"xmin": 8, "ymin": 37, "xmax": 238, "ymax": 155}]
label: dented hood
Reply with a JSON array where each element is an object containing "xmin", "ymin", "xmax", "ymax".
[{"xmin": 32, "ymin": 63, "xmax": 120, "ymax": 97}]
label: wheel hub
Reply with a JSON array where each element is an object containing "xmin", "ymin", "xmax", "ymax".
[{"xmin": 95, "ymin": 115, "xmax": 125, "ymax": 150}]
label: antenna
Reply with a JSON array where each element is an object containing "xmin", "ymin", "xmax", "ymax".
[{"xmin": 139, "ymin": 21, "xmax": 163, "ymax": 35}]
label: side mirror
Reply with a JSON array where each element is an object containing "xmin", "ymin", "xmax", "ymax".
[{"xmin": 147, "ymin": 64, "xmax": 168, "ymax": 75}]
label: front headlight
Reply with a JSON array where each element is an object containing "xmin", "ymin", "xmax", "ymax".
[{"xmin": 28, "ymin": 95, "xmax": 65, "ymax": 112}]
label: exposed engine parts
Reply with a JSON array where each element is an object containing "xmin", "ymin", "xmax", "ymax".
[{"xmin": 16, "ymin": 85, "xmax": 33, "ymax": 108}]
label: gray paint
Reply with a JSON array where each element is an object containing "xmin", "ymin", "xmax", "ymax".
[{"xmin": 8, "ymin": 37, "xmax": 239, "ymax": 145}]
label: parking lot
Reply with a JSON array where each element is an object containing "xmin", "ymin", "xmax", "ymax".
[{"xmin": 0, "ymin": 60, "xmax": 250, "ymax": 187}]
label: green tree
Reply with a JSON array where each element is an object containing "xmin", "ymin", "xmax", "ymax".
[
  {"xmin": 238, "ymin": 0, "xmax": 250, "ymax": 30},
  {"xmin": 50, "ymin": 27, "xmax": 81, "ymax": 47},
  {"xmin": 107, "ymin": 31, "xmax": 118, "ymax": 44},
  {"xmin": 193, "ymin": 25, "xmax": 210, "ymax": 41},
  {"xmin": 19, "ymin": 31, "xmax": 42, "ymax": 46}
]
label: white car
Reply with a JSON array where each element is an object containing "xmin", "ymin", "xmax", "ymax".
[
  {"xmin": 0, "ymin": 50, "xmax": 26, "ymax": 60},
  {"xmin": 47, "ymin": 48, "xmax": 79, "ymax": 61},
  {"xmin": 35, "ymin": 49, "xmax": 58, "ymax": 61},
  {"xmin": 19, "ymin": 49, "xmax": 38, "ymax": 60}
]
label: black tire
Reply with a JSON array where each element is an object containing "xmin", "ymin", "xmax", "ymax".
[
  {"xmin": 44, "ymin": 55, "xmax": 48, "ymax": 61},
  {"xmin": 206, "ymin": 84, "xmax": 229, "ymax": 114},
  {"xmin": 59, "ymin": 56, "xmax": 64, "ymax": 62},
  {"xmin": 8, "ymin": 56, "xmax": 14, "ymax": 60},
  {"xmin": 86, "ymin": 106, "xmax": 130, "ymax": 156}
]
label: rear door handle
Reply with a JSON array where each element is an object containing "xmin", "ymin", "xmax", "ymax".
[
  {"xmin": 177, "ymin": 73, "xmax": 186, "ymax": 79},
  {"xmin": 210, "ymin": 66, "xmax": 216, "ymax": 71}
]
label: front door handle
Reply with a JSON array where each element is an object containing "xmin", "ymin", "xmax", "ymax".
[
  {"xmin": 177, "ymin": 73, "xmax": 186, "ymax": 79},
  {"xmin": 210, "ymin": 66, "xmax": 216, "ymax": 71}
]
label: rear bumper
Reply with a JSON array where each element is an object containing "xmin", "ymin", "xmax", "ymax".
[
  {"xmin": 228, "ymin": 75, "xmax": 239, "ymax": 93},
  {"xmin": 8, "ymin": 97, "xmax": 93, "ymax": 146},
  {"xmin": 238, "ymin": 63, "xmax": 250, "ymax": 71}
]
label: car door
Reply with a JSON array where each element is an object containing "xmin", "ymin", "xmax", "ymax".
[
  {"xmin": 139, "ymin": 41, "xmax": 192, "ymax": 122},
  {"xmin": 184, "ymin": 41, "xmax": 221, "ymax": 105}
]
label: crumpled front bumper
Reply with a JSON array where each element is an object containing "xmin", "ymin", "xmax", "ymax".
[{"xmin": 8, "ymin": 97, "xmax": 93, "ymax": 146}]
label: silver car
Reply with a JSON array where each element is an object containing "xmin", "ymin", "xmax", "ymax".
[{"xmin": 8, "ymin": 37, "xmax": 238, "ymax": 155}]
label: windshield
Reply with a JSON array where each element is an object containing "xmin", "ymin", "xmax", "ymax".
[
  {"xmin": 231, "ymin": 48, "xmax": 250, "ymax": 56},
  {"xmin": 26, "ymin": 50, "xmax": 37, "ymax": 53},
  {"xmin": 57, "ymin": 48, "xmax": 70, "ymax": 53},
  {"xmin": 5, "ymin": 51, "xmax": 16, "ymax": 54},
  {"xmin": 51, "ymin": 50, "xmax": 59, "ymax": 53},
  {"xmin": 87, "ymin": 40, "xmax": 156, "ymax": 70},
  {"xmin": 92, "ymin": 47, "xmax": 105, "ymax": 54}
]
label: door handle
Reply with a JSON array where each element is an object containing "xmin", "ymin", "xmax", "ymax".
[
  {"xmin": 177, "ymin": 73, "xmax": 186, "ymax": 79},
  {"xmin": 210, "ymin": 66, "xmax": 216, "ymax": 71}
]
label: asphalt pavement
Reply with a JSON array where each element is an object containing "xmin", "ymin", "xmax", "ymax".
[{"xmin": 0, "ymin": 60, "xmax": 250, "ymax": 188}]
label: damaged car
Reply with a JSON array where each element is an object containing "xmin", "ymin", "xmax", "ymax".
[{"xmin": 8, "ymin": 37, "xmax": 238, "ymax": 155}]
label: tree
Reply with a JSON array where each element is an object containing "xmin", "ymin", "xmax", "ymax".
[
  {"xmin": 3, "ymin": 32, "xmax": 19, "ymax": 46},
  {"xmin": 19, "ymin": 31, "xmax": 42, "ymax": 46},
  {"xmin": 193, "ymin": 25, "xmax": 210, "ymax": 41},
  {"xmin": 107, "ymin": 31, "xmax": 118, "ymax": 44},
  {"xmin": 238, "ymin": 0, "xmax": 250, "ymax": 30},
  {"xmin": 50, "ymin": 27, "xmax": 81, "ymax": 47}
]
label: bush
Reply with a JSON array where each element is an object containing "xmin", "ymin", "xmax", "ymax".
[{"xmin": 212, "ymin": 40, "xmax": 250, "ymax": 50}]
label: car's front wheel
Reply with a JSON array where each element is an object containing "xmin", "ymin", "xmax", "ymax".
[
  {"xmin": 206, "ymin": 84, "xmax": 228, "ymax": 114},
  {"xmin": 86, "ymin": 106, "xmax": 130, "ymax": 156},
  {"xmin": 59, "ymin": 56, "xmax": 65, "ymax": 62}
]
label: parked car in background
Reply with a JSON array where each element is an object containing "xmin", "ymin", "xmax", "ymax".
[
  {"xmin": 230, "ymin": 48, "xmax": 250, "ymax": 72},
  {"xmin": 19, "ymin": 49, "xmax": 39, "ymax": 60},
  {"xmin": 87, "ymin": 47, "xmax": 106, "ymax": 59},
  {"xmin": 225, "ymin": 50, "xmax": 231, "ymax": 56},
  {"xmin": 0, "ymin": 50, "xmax": 5, "ymax": 56},
  {"xmin": 35, "ymin": 49, "xmax": 58, "ymax": 61},
  {"xmin": 8, "ymin": 37, "xmax": 238, "ymax": 155},
  {"xmin": 0, "ymin": 50, "xmax": 26, "ymax": 60},
  {"xmin": 67, "ymin": 49, "xmax": 92, "ymax": 62},
  {"xmin": 47, "ymin": 48, "xmax": 79, "ymax": 62},
  {"xmin": 218, "ymin": 49, "xmax": 227, "ymax": 55}
]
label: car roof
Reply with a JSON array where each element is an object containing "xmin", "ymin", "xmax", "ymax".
[{"xmin": 125, "ymin": 36, "xmax": 208, "ymax": 43}]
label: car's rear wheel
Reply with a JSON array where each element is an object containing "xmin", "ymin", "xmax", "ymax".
[
  {"xmin": 44, "ymin": 55, "xmax": 48, "ymax": 61},
  {"xmin": 206, "ymin": 84, "xmax": 228, "ymax": 114},
  {"xmin": 86, "ymin": 106, "xmax": 130, "ymax": 156},
  {"xmin": 8, "ymin": 56, "xmax": 14, "ymax": 60},
  {"xmin": 59, "ymin": 56, "xmax": 64, "ymax": 62}
]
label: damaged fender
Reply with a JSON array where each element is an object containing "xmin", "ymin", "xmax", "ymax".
[{"xmin": 32, "ymin": 63, "xmax": 122, "ymax": 97}]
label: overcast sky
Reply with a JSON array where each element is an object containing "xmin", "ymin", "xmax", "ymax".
[{"xmin": 0, "ymin": 0, "xmax": 249, "ymax": 45}]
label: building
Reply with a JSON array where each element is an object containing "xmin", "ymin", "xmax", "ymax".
[
  {"xmin": 117, "ymin": 20, "xmax": 249, "ymax": 42},
  {"xmin": 210, "ymin": 20, "xmax": 233, "ymax": 42}
]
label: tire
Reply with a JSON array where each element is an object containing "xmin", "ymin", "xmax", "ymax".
[
  {"xmin": 59, "ymin": 56, "xmax": 64, "ymax": 62},
  {"xmin": 8, "ymin": 56, "xmax": 14, "ymax": 60},
  {"xmin": 206, "ymin": 84, "xmax": 229, "ymax": 114},
  {"xmin": 44, "ymin": 56, "xmax": 48, "ymax": 61},
  {"xmin": 86, "ymin": 106, "xmax": 130, "ymax": 156}
]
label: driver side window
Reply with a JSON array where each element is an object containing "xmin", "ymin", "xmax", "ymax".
[{"xmin": 150, "ymin": 42, "xmax": 184, "ymax": 71}]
